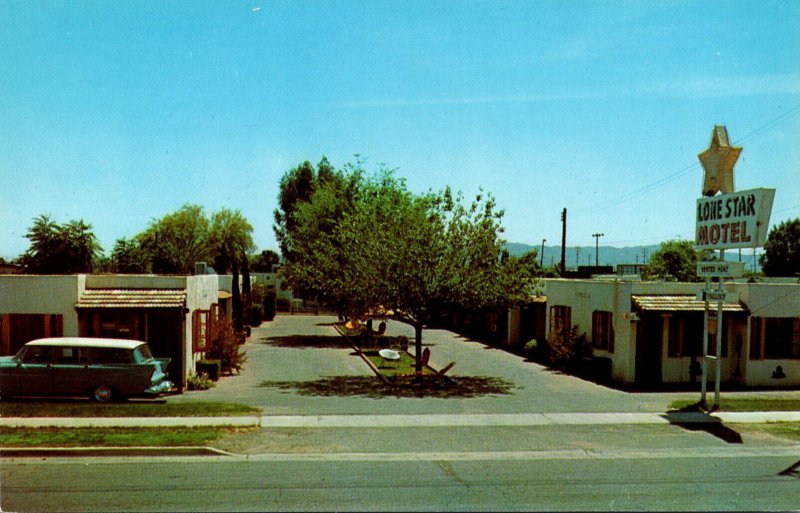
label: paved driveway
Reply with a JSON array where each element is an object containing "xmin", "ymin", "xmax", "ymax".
[{"xmin": 169, "ymin": 314, "xmax": 693, "ymax": 414}]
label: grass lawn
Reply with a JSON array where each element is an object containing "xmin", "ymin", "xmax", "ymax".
[
  {"xmin": 0, "ymin": 426, "xmax": 256, "ymax": 447},
  {"xmin": 670, "ymin": 398, "xmax": 800, "ymax": 412},
  {"xmin": 732, "ymin": 422, "xmax": 800, "ymax": 442},
  {"xmin": 0, "ymin": 400, "xmax": 261, "ymax": 418},
  {"xmin": 363, "ymin": 350, "xmax": 435, "ymax": 377}
]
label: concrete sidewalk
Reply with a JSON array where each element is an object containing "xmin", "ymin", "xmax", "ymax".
[{"xmin": 3, "ymin": 411, "xmax": 800, "ymax": 428}]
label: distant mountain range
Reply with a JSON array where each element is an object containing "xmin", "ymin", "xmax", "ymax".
[
  {"xmin": 504, "ymin": 242, "xmax": 660, "ymax": 269},
  {"xmin": 504, "ymin": 242, "xmax": 658, "ymax": 268},
  {"xmin": 504, "ymin": 242, "xmax": 762, "ymax": 271}
]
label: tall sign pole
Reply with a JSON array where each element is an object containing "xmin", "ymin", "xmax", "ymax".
[{"xmin": 694, "ymin": 125, "xmax": 775, "ymax": 410}]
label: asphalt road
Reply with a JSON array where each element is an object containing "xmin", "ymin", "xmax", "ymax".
[{"xmin": 2, "ymin": 452, "xmax": 799, "ymax": 511}]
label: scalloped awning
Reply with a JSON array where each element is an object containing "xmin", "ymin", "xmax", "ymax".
[
  {"xmin": 632, "ymin": 295, "xmax": 747, "ymax": 313},
  {"xmin": 76, "ymin": 289, "xmax": 186, "ymax": 309}
]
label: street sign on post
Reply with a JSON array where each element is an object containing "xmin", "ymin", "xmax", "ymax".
[{"xmin": 696, "ymin": 290, "xmax": 739, "ymax": 303}]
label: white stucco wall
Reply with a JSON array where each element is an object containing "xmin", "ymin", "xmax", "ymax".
[
  {"xmin": 185, "ymin": 275, "xmax": 220, "ymax": 375},
  {"xmin": 0, "ymin": 275, "xmax": 84, "ymax": 335},
  {"xmin": 736, "ymin": 282, "xmax": 800, "ymax": 387}
]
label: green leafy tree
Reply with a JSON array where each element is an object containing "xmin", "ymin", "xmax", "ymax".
[
  {"xmin": 21, "ymin": 215, "xmax": 102, "ymax": 273},
  {"xmin": 138, "ymin": 204, "xmax": 211, "ymax": 274},
  {"xmin": 250, "ymin": 250, "xmax": 280, "ymax": 272},
  {"xmin": 274, "ymin": 156, "xmax": 354, "ymax": 260},
  {"xmin": 500, "ymin": 250, "xmax": 543, "ymax": 299},
  {"xmin": 760, "ymin": 218, "xmax": 800, "ymax": 277},
  {"xmin": 110, "ymin": 237, "xmax": 150, "ymax": 273},
  {"xmin": 284, "ymin": 163, "xmax": 519, "ymax": 374},
  {"xmin": 209, "ymin": 208, "xmax": 255, "ymax": 274},
  {"xmin": 644, "ymin": 240, "xmax": 710, "ymax": 282}
]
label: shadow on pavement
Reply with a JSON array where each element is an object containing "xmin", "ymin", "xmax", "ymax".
[
  {"xmin": 666, "ymin": 403, "xmax": 743, "ymax": 444},
  {"xmin": 779, "ymin": 461, "xmax": 800, "ymax": 478},
  {"xmin": 258, "ymin": 375, "xmax": 517, "ymax": 399},
  {"xmin": 258, "ymin": 335, "xmax": 354, "ymax": 349}
]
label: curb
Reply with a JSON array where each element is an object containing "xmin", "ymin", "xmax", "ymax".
[
  {"xmin": 4, "ymin": 411, "xmax": 800, "ymax": 429},
  {"xmin": 0, "ymin": 446, "xmax": 234, "ymax": 458},
  {"xmin": 0, "ymin": 416, "xmax": 261, "ymax": 428}
]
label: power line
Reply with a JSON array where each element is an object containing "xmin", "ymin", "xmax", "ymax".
[{"xmin": 571, "ymin": 104, "xmax": 800, "ymax": 219}]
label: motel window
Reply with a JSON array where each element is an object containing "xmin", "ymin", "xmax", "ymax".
[
  {"xmin": 0, "ymin": 313, "xmax": 63, "ymax": 356},
  {"xmin": 549, "ymin": 305, "xmax": 571, "ymax": 339},
  {"xmin": 592, "ymin": 311, "xmax": 614, "ymax": 352},
  {"xmin": 192, "ymin": 310, "xmax": 210, "ymax": 352},
  {"xmin": 750, "ymin": 317, "xmax": 800, "ymax": 360}
]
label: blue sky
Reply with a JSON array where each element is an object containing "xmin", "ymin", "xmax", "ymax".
[{"xmin": 1, "ymin": 0, "xmax": 798, "ymax": 260}]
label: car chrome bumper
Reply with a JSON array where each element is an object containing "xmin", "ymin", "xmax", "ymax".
[{"xmin": 144, "ymin": 381, "xmax": 174, "ymax": 395}]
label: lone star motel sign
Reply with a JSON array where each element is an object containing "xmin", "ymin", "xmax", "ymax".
[{"xmin": 695, "ymin": 125, "xmax": 775, "ymax": 251}]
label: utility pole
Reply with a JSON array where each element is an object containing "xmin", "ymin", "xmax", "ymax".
[
  {"xmin": 540, "ymin": 239, "xmax": 546, "ymax": 268},
  {"xmin": 560, "ymin": 208, "xmax": 567, "ymax": 275},
  {"xmin": 592, "ymin": 233, "xmax": 604, "ymax": 267}
]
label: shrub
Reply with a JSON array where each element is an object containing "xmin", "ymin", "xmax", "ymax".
[
  {"xmin": 205, "ymin": 315, "xmax": 247, "ymax": 375},
  {"xmin": 196, "ymin": 359, "xmax": 221, "ymax": 381},
  {"xmin": 250, "ymin": 304, "xmax": 263, "ymax": 327},
  {"xmin": 188, "ymin": 372, "xmax": 215, "ymax": 391},
  {"xmin": 276, "ymin": 297, "xmax": 292, "ymax": 311},
  {"xmin": 548, "ymin": 324, "xmax": 591, "ymax": 370},
  {"xmin": 523, "ymin": 339, "xmax": 538, "ymax": 358},
  {"xmin": 263, "ymin": 292, "xmax": 276, "ymax": 321}
]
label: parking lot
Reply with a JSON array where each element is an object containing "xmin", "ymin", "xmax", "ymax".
[{"xmin": 168, "ymin": 314, "xmax": 694, "ymax": 415}]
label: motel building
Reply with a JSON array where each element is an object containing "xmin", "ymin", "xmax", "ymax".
[
  {"xmin": 543, "ymin": 276, "xmax": 800, "ymax": 389},
  {"xmin": 0, "ymin": 272, "xmax": 224, "ymax": 392}
]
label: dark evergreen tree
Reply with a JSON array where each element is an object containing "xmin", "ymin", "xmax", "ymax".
[{"xmin": 231, "ymin": 259, "xmax": 243, "ymax": 334}]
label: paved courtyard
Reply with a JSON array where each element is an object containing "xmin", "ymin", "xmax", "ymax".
[{"xmin": 169, "ymin": 314, "xmax": 699, "ymax": 415}]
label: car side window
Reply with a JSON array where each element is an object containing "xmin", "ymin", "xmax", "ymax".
[
  {"xmin": 53, "ymin": 347, "xmax": 80, "ymax": 364},
  {"xmin": 111, "ymin": 349, "xmax": 132, "ymax": 364},
  {"xmin": 21, "ymin": 346, "xmax": 53, "ymax": 364},
  {"xmin": 90, "ymin": 348, "xmax": 132, "ymax": 364}
]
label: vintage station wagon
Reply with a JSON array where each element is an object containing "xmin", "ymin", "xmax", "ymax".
[{"xmin": 0, "ymin": 337, "xmax": 173, "ymax": 402}]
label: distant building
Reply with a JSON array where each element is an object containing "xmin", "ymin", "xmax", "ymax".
[{"xmin": 0, "ymin": 263, "xmax": 23, "ymax": 275}]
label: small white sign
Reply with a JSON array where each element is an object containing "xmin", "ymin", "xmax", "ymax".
[
  {"xmin": 696, "ymin": 261, "xmax": 746, "ymax": 278},
  {"xmin": 696, "ymin": 290, "xmax": 739, "ymax": 303}
]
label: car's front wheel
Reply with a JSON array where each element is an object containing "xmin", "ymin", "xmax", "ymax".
[{"xmin": 89, "ymin": 385, "xmax": 114, "ymax": 403}]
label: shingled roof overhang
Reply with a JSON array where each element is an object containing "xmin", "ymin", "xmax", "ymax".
[
  {"xmin": 76, "ymin": 289, "xmax": 187, "ymax": 309},
  {"xmin": 632, "ymin": 295, "xmax": 747, "ymax": 313}
]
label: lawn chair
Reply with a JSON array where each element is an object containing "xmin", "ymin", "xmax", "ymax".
[{"xmin": 378, "ymin": 348, "xmax": 401, "ymax": 368}]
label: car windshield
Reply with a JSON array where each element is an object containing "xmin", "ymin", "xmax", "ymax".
[{"xmin": 133, "ymin": 345, "xmax": 154, "ymax": 363}]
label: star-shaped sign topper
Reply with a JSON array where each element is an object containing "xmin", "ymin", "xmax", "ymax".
[{"xmin": 698, "ymin": 125, "xmax": 742, "ymax": 197}]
